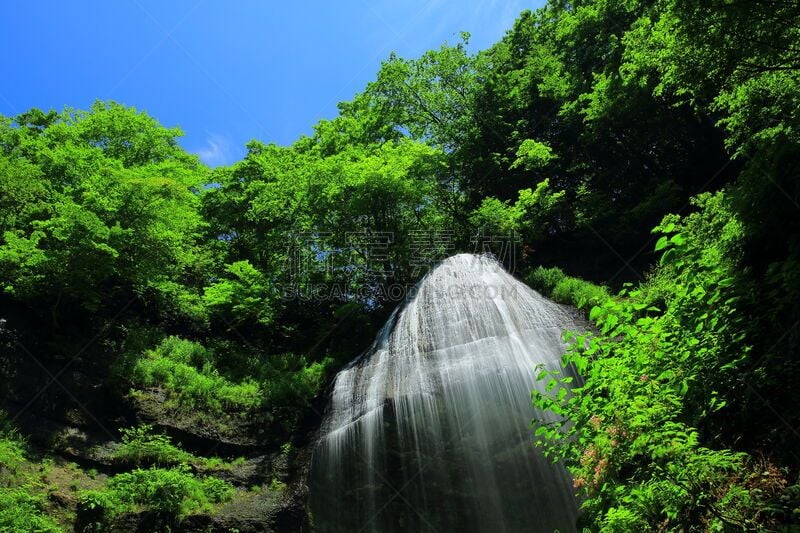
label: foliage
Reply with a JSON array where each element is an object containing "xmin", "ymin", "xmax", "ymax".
[
  {"xmin": 0, "ymin": 423, "xmax": 25, "ymax": 477},
  {"xmin": 130, "ymin": 337, "xmax": 262, "ymax": 414},
  {"xmin": 470, "ymin": 179, "xmax": 566, "ymax": 241},
  {"xmin": 109, "ymin": 465, "xmax": 233, "ymax": 516},
  {"xmin": 0, "ymin": 486, "xmax": 62, "ymax": 533},
  {"xmin": 263, "ymin": 355, "xmax": 334, "ymax": 429},
  {"xmin": 79, "ymin": 465, "xmax": 233, "ymax": 522},
  {"xmin": 0, "ymin": 413, "xmax": 62, "ymax": 532},
  {"xmin": 525, "ymin": 266, "xmax": 566, "ymax": 295},
  {"xmin": 112, "ymin": 425, "xmax": 193, "ymax": 467},
  {"xmin": 112, "ymin": 425, "xmax": 243, "ymax": 471},
  {"xmin": 510, "ymin": 139, "xmax": 557, "ymax": 171},
  {"xmin": 532, "ymin": 193, "xmax": 797, "ymax": 530},
  {"xmin": 203, "ymin": 260, "xmax": 277, "ymax": 326},
  {"xmin": 0, "ymin": 101, "xmax": 208, "ymax": 322},
  {"xmin": 269, "ymin": 478, "xmax": 287, "ymax": 492},
  {"xmin": 527, "ymin": 266, "xmax": 609, "ymax": 311}
]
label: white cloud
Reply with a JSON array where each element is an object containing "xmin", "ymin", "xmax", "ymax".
[{"xmin": 196, "ymin": 133, "xmax": 234, "ymax": 167}]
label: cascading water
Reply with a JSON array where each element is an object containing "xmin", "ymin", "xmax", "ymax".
[{"xmin": 309, "ymin": 254, "xmax": 583, "ymax": 532}]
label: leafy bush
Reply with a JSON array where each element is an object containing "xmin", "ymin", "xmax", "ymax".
[
  {"xmin": 0, "ymin": 436, "xmax": 25, "ymax": 477},
  {"xmin": 263, "ymin": 355, "xmax": 333, "ymax": 428},
  {"xmin": 79, "ymin": 465, "xmax": 234, "ymax": 522},
  {"xmin": 76, "ymin": 489, "xmax": 119, "ymax": 531},
  {"xmin": 148, "ymin": 336, "xmax": 213, "ymax": 367},
  {"xmin": 198, "ymin": 476, "xmax": 235, "ymax": 503},
  {"xmin": 526, "ymin": 266, "xmax": 566, "ymax": 295},
  {"xmin": 110, "ymin": 466, "xmax": 233, "ymax": 516},
  {"xmin": 128, "ymin": 337, "xmax": 333, "ymax": 430},
  {"xmin": 131, "ymin": 337, "xmax": 261, "ymax": 413},
  {"xmin": 470, "ymin": 179, "xmax": 565, "ymax": 241},
  {"xmin": 112, "ymin": 425, "xmax": 193, "ymax": 467},
  {"xmin": 550, "ymin": 277, "xmax": 609, "ymax": 310},
  {"xmin": 527, "ymin": 266, "xmax": 609, "ymax": 310},
  {"xmin": 532, "ymin": 193, "xmax": 794, "ymax": 530},
  {"xmin": 112, "ymin": 425, "xmax": 243, "ymax": 471},
  {"xmin": 203, "ymin": 260, "xmax": 278, "ymax": 326},
  {"xmin": 269, "ymin": 478, "xmax": 287, "ymax": 492},
  {"xmin": 0, "ymin": 412, "xmax": 24, "ymax": 469}
]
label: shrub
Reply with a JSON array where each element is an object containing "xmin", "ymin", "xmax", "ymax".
[
  {"xmin": 76, "ymin": 489, "xmax": 119, "ymax": 531},
  {"xmin": 263, "ymin": 356, "xmax": 333, "ymax": 428},
  {"xmin": 151, "ymin": 336, "xmax": 213, "ymax": 367},
  {"xmin": 550, "ymin": 277, "xmax": 609, "ymax": 310},
  {"xmin": 532, "ymin": 193, "xmax": 792, "ymax": 530},
  {"xmin": 79, "ymin": 466, "xmax": 234, "ymax": 523},
  {"xmin": 112, "ymin": 425, "xmax": 243, "ymax": 471},
  {"xmin": 0, "ymin": 413, "xmax": 61, "ymax": 531},
  {"xmin": 0, "ymin": 412, "xmax": 25, "ymax": 476},
  {"xmin": 199, "ymin": 476, "xmax": 235, "ymax": 503},
  {"xmin": 109, "ymin": 466, "xmax": 233, "ymax": 516},
  {"xmin": 112, "ymin": 425, "xmax": 192, "ymax": 467},
  {"xmin": 0, "ymin": 436, "xmax": 25, "ymax": 476},
  {"xmin": 527, "ymin": 266, "xmax": 609, "ymax": 310},
  {"xmin": 526, "ymin": 266, "xmax": 566, "ymax": 295},
  {"xmin": 131, "ymin": 337, "xmax": 261, "ymax": 413},
  {"xmin": 268, "ymin": 478, "xmax": 287, "ymax": 492}
]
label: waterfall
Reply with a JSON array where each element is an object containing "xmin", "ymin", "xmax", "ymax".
[{"xmin": 309, "ymin": 254, "xmax": 582, "ymax": 532}]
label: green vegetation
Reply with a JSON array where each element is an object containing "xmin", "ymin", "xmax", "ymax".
[
  {"xmin": 0, "ymin": 415, "xmax": 60, "ymax": 532},
  {"xmin": 509, "ymin": 0, "xmax": 800, "ymax": 528},
  {"xmin": 0, "ymin": 412, "xmax": 237, "ymax": 531},
  {"xmin": 1, "ymin": 0, "xmax": 799, "ymax": 529},
  {"xmin": 0, "ymin": 416, "xmax": 62, "ymax": 532},
  {"xmin": 129, "ymin": 337, "xmax": 262, "ymax": 414},
  {"xmin": 81, "ymin": 466, "xmax": 233, "ymax": 517},
  {"xmin": 79, "ymin": 465, "xmax": 233, "ymax": 523},
  {"xmin": 113, "ymin": 425, "xmax": 194, "ymax": 467},
  {"xmin": 527, "ymin": 266, "xmax": 610, "ymax": 311},
  {"xmin": 533, "ymin": 196, "xmax": 799, "ymax": 530},
  {"xmin": 111, "ymin": 425, "xmax": 243, "ymax": 471},
  {"xmin": 0, "ymin": 487, "xmax": 62, "ymax": 533}
]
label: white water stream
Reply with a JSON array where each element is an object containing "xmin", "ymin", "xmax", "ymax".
[{"xmin": 310, "ymin": 254, "xmax": 582, "ymax": 532}]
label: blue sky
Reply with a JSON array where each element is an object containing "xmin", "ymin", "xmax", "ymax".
[{"xmin": 0, "ymin": 1, "xmax": 543, "ymax": 166}]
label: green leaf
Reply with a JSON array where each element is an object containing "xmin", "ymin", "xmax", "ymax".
[
  {"xmin": 602, "ymin": 313, "xmax": 619, "ymax": 333},
  {"xmin": 659, "ymin": 248, "xmax": 677, "ymax": 266},
  {"xmin": 557, "ymin": 387, "xmax": 568, "ymax": 402},
  {"xmin": 669, "ymin": 233, "xmax": 686, "ymax": 246}
]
